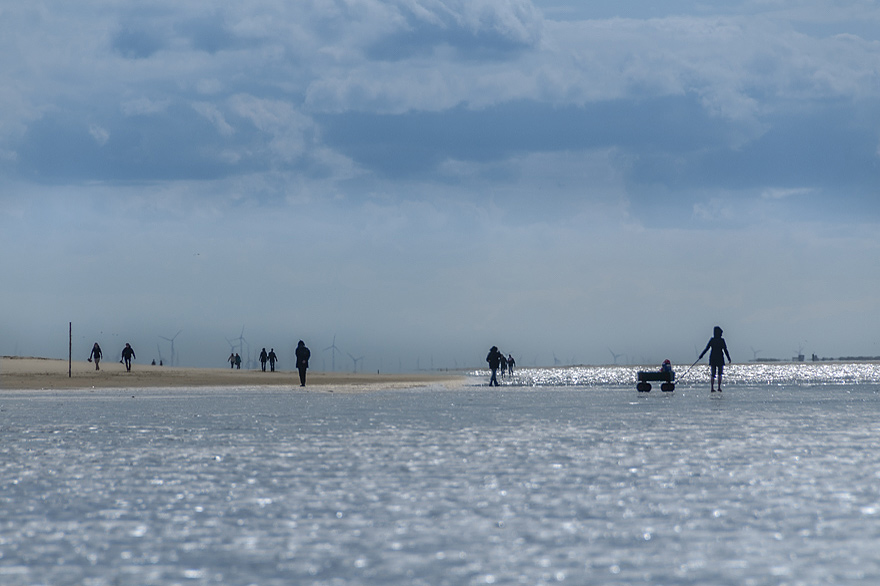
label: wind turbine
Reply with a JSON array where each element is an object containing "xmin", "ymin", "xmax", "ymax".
[
  {"xmin": 750, "ymin": 346, "xmax": 762, "ymax": 361},
  {"xmin": 226, "ymin": 327, "xmax": 245, "ymax": 354},
  {"xmin": 324, "ymin": 335, "xmax": 341, "ymax": 372},
  {"xmin": 242, "ymin": 338, "xmax": 253, "ymax": 370},
  {"xmin": 156, "ymin": 343, "xmax": 165, "ymax": 366},
  {"xmin": 348, "ymin": 352, "xmax": 364, "ymax": 373},
  {"xmin": 227, "ymin": 326, "xmax": 254, "ymax": 369},
  {"xmin": 159, "ymin": 330, "xmax": 181, "ymax": 367},
  {"xmin": 608, "ymin": 348, "xmax": 623, "ymax": 365}
]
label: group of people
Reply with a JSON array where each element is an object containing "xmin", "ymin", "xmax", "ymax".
[
  {"xmin": 85, "ymin": 337, "xmax": 317, "ymax": 387},
  {"xmin": 227, "ymin": 341, "xmax": 312, "ymax": 386},
  {"xmin": 485, "ymin": 346, "xmax": 516, "ymax": 387},
  {"xmin": 257, "ymin": 348, "xmax": 280, "ymax": 372},
  {"xmin": 484, "ymin": 326, "xmax": 731, "ymax": 391},
  {"xmin": 88, "ymin": 342, "xmax": 136, "ymax": 372}
]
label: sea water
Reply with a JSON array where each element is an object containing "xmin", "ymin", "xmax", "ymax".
[{"xmin": 2, "ymin": 363, "xmax": 880, "ymax": 585}]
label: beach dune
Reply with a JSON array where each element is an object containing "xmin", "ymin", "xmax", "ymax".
[{"xmin": 0, "ymin": 356, "xmax": 465, "ymax": 391}]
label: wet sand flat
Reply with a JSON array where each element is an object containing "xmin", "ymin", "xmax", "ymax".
[{"xmin": 0, "ymin": 356, "xmax": 465, "ymax": 391}]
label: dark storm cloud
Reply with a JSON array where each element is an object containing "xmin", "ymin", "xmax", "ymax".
[
  {"xmin": 317, "ymin": 96, "xmax": 732, "ymax": 177},
  {"xmin": 630, "ymin": 99, "xmax": 880, "ymax": 196},
  {"xmin": 177, "ymin": 14, "xmax": 247, "ymax": 54},
  {"xmin": 111, "ymin": 27, "xmax": 166, "ymax": 59},
  {"xmin": 16, "ymin": 103, "xmax": 263, "ymax": 182}
]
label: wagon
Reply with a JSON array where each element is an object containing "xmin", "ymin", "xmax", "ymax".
[{"xmin": 636, "ymin": 370, "xmax": 675, "ymax": 392}]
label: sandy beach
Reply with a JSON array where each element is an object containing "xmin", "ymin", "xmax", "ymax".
[{"xmin": 0, "ymin": 356, "xmax": 467, "ymax": 391}]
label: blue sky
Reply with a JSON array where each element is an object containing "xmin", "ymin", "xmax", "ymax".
[{"xmin": 1, "ymin": 0, "xmax": 879, "ymax": 370}]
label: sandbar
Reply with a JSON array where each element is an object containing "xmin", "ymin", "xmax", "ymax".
[{"xmin": 0, "ymin": 356, "xmax": 467, "ymax": 392}]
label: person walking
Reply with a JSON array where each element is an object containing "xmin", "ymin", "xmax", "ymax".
[
  {"xmin": 234, "ymin": 353, "xmax": 242, "ymax": 370},
  {"xmin": 88, "ymin": 342, "xmax": 103, "ymax": 371},
  {"xmin": 267, "ymin": 348, "xmax": 278, "ymax": 372},
  {"xmin": 486, "ymin": 346, "xmax": 503, "ymax": 387},
  {"xmin": 295, "ymin": 340, "xmax": 311, "ymax": 387},
  {"xmin": 228, "ymin": 352, "xmax": 235, "ymax": 369},
  {"xmin": 121, "ymin": 343, "xmax": 136, "ymax": 372},
  {"xmin": 259, "ymin": 348, "xmax": 268, "ymax": 372},
  {"xmin": 699, "ymin": 326, "xmax": 731, "ymax": 392},
  {"xmin": 507, "ymin": 354, "xmax": 516, "ymax": 376}
]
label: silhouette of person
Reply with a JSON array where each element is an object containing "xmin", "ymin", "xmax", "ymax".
[
  {"xmin": 121, "ymin": 343, "xmax": 136, "ymax": 372},
  {"xmin": 89, "ymin": 342, "xmax": 102, "ymax": 371},
  {"xmin": 699, "ymin": 326, "xmax": 731, "ymax": 392},
  {"xmin": 234, "ymin": 353, "xmax": 241, "ymax": 370},
  {"xmin": 507, "ymin": 354, "xmax": 515, "ymax": 376},
  {"xmin": 228, "ymin": 353, "xmax": 235, "ymax": 369},
  {"xmin": 499, "ymin": 354, "xmax": 507, "ymax": 379},
  {"xmin": 259, "ymin": 348, "xmax": 268, "ymax": 372},
  {"xmin": 295, "ymin": 340, "xmax": 311, "ymax": 387},
  {"xmin": 486, "ymin": 346, "xmax": 503, "ymax": 387},
  {"xmin": 268, "ymin": 348, "xmax": 278, "ymax": 372}
]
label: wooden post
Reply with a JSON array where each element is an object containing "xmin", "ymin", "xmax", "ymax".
[{"xmin": 69, "ymin": 322, "xmax": 72, "ymax": 378}]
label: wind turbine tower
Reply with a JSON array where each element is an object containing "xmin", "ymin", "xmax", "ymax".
[
  {"xmin": 324, "ymin": 335, "xmax": 342, "ymax": 372},
  {"xmin": 159, "ymin": 330, "xmax": 182, "ymax": 367},
  {"xmin": 348, "ymin": 352, "xmax": 364, "ymax": 373}
]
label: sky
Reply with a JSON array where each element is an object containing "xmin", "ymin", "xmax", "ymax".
[{"xmin": 1, "ymin": 0, "xmax": 879, "ymax": 371}]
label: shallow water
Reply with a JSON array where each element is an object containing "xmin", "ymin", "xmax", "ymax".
[{"xmin": 2, "ymin": 364, "xmax": 880, "ymax": 585}]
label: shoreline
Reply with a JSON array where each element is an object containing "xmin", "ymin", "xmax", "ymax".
[{"xmin": 0, "ymin": 356, "xmax": 467, "ymax": 391}]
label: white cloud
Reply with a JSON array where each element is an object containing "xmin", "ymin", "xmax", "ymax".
[
  {"xmin": 88, "ymin": 124, "xmax": 110, "ymax": 145},
  {"xmin": 121, "ymin": 97, "xmax": 171, "ymax": 116},
  {"xmin": 229, "ymin": 94, "xmax": 317, "ymax": 162},
  {"xmin": 761, "ymin": 187, "xmax": 813, "ymax": 200},
  {"xmin": 192, "ymin": 102, "xmax": 235, "ymax": 136}
]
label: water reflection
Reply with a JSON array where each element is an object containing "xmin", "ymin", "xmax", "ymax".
[{"xmin": 469, "ymin": 362, "xmax": 880, "ymax": 387}]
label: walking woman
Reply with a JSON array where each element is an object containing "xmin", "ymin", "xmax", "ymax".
[{"xmin": 89, "ymin": 342, "xmax": 102, "ymax": 371}]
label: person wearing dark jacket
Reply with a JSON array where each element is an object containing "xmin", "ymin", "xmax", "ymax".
[
  {"xmin": 121, "ymin": 343, "xmax": 136, "ymax": 372},
  {"xmin": 89, "ymin": 342, "xmax": 103, "ymax": 371},
  {"xmin": 259, "ymin": 348, "xmax": 268, "ymax": 372},
  {"xmin": 295, "ymin": 340, "xmax": 311, "ymax": 387},
  {"xmin": 486, "ymin": 346, "xmax": 503, "ymax": 387},
  {"xmin": 699, "ymin": 326, "xmax": 731, "ymax": 392},
  {"xmin": 267, "ymin": 348, "xmax": 278, "ymax": 372}
]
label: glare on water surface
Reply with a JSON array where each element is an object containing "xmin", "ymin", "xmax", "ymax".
[{"xmin": 3, "ymin": 362, "xmax": 880, "ymax": 585}]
